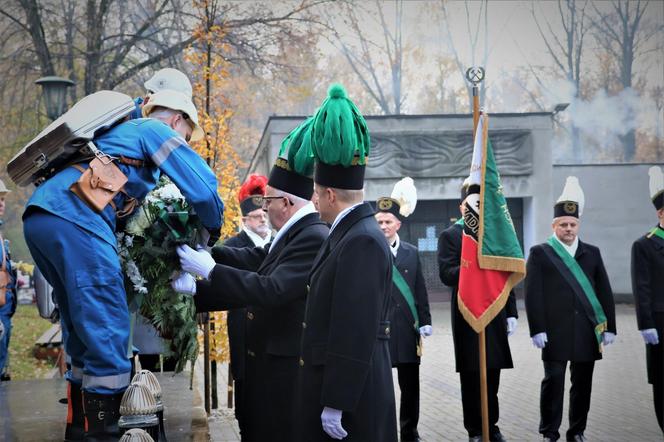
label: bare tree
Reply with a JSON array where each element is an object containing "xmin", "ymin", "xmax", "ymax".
[
  {"xmin": 0, "ymin": 0, "xmax": 328, "ymax": 98},
  {"xmin": 322, "ymin": 0, "xmax": 405, "ymax": 115},
  {"xmin": 590, "ymin": 0, "xmax": 661, "ymax": 161},
  {"xmin": 438, "ymin": 0, "xmax": 490, "ymax": 112},
  {"xmin": 531, "ymin": 0, "xmax": 590, "ymax": 160}
]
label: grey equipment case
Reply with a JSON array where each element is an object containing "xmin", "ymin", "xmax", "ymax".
[{"xmin": 7, "ymin": 90, "xmax": 135, "ymax": 187}]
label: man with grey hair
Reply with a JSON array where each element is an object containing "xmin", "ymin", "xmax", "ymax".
[{"xmin": 173, "ymin": 118, "xmax": 328, "ymax": 442}]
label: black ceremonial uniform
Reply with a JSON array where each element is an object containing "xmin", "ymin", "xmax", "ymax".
[
  {"xmin": 438, "ymin": 222, "xmax": 517, "ymax": 440},
  {"xmin": 222, "ymin": 230, "xmax": 254, "ymax": 435},
  {"xmin": 389, "ymin": 239, "xmax": 431, "ymax": 441},
  {"xmin": 196, "ymin": 213, "xmax": 328, "ymax": 442},
  {"xmin": 525, "ymin": 240, "xmax": 616, "ymax": 441},
  {"xmin": 298, "ymin": 203, "xmax": 398, "ymax": 442},
  {"xmin": 631, "ymin": 226, "xmax": 664, "ymax": 432}
]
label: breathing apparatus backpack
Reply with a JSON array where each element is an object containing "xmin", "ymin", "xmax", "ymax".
[{"xmin": 6, "ymin": 90, "xmax": 135, "ymax": 187}]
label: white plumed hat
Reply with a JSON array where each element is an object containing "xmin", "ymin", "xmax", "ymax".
[
  {"xmin": 649, "ymin": 166, "xmax": 664, "ymax": 210},
  {"xmin": 555, "ymin": 176, "xmax": 584, "ymax": 218}
]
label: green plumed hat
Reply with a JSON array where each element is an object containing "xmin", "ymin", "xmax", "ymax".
[
  {"xmin": 311, "ymin": 84, "xmax": 370, "ymax": 190},
  {"xmin": 267, "ymin": 117, "xmax": 315, "ymax": 200}
]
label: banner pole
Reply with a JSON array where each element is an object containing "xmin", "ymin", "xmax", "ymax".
[{"xmin": 466, "ymin": 65, "xmax": 488, "ymax": 442}]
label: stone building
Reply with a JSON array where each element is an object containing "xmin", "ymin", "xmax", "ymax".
[{"xmin": 249, "ymin": 114, "xmax": 661, "ymax": 299}]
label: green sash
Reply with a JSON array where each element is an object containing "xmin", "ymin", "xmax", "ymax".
[
  {"xmin": 392, "ymin": 265, "xmax": 419, "ymax": 330},
  {"xmin": 648, "ymin": 226, "xmax": 664, "ymax": 241},
  {"xmin": 546, "ymin": 236, "xmax": 607, "ymax": 348},
  {"xmin": 454, "ymin": 218, "xmax": 464, "ymax": 226}
]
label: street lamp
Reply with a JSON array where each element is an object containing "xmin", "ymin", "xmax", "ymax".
[
  {"xmin": 35, "ymin": 76, "xmax": 76, "ymax": 121},
  {"xmin": 552, "ymin": 102, "xmax": 570, "ymax": 115}
]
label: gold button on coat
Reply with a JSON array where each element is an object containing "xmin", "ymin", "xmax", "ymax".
[
  {"xmin": 299, "ymin": 358, "xmax": 304, "ymax": 367},
  {"xmin": 247, "ymin": 312, "xmax": 254, "ymax": 320}
]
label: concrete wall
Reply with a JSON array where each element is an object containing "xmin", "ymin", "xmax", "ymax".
[
  {"xmin": 251, "ymin": 114, "xmax": 555, "ymax": 253},
  {"xmin": 553, "ymin": 164, "xmax": 662, "ymax": 296}
]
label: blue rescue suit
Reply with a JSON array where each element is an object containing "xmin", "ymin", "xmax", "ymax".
[
  {"xmin": 23, "ymin": 118, "xmax": 224, "ymax": 394},
  {"xmin": 0, "ymin": 231, "xmax": 15, "ymax": 377}
]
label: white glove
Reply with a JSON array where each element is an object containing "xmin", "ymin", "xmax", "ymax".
[
  {"xmin": 176, "ymin": 245, "xmax": 216, "ymax": 279},
  {"xmin": 506, "ymin": 317, "xmax": 518, "ymax": 337},
  {"xmin": 171, "ymin": 272, "xmax": 197, "ymax": 296},
  {"xmin": 532, "ymin": 332, "xmax": 548, "ymax": 349},
  {"xmin": 602, "ymin": 331, "xmax": 616, "ymax": 346},
  {"xmin": 321, "ymin": 406, "xmax": 347, "ymax": 440},
  {"xmin": 640, "ymin": 328, "xmax": 659, "ymax": 345},
  {"xmin": 419, "ymin": 325, "xmax": 433, "ymax": 337}
]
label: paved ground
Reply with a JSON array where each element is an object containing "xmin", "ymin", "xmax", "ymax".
[
  {"xmin": 206, "ymin": 302, "xmax": 663, "ymax": 442},
  {"xmin": 0, "ymin": 371, "xmax": 207, "ymax": 441}
]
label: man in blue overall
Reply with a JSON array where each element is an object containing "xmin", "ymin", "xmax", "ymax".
[
  {"xmin": 23, "ymin": 89, "xmax": 223, "ymax": 441},
  {"xmin": 0, "ymin": 179, "xmax": 17, "ymax": 382}
]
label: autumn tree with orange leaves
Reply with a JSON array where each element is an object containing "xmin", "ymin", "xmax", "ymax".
[{"xmin": 187, "ymin": 0, "xmax": 244, "ymax": 374}]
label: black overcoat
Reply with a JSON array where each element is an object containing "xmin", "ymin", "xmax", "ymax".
[
  {"xmin": 222, "ymin": 230, "xmax": 254, "ymax": 382},
  {"xmin": 525, "ymin": 239, "xmax": 617, "ymax": 362},
  {"xmin": 389, "ymin": 240, "xmax": 432, "ymax": 365},
  {"xmin": 297, "ymin": 203, "xmax": 397, "ymax": 442},
  {"xmin": 437, "ymin": 223, "xmax": 517, "ymax": 372},
  {"xmin": 196, "ymin": 213, "xmax": 328, "ymax": 442},
  {"xmin": 631, "ymin": 227, "xmax": 664, "ymax": 385}
]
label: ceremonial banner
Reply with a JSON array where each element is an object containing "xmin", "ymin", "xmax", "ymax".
[{"xmin": 458, "ymin": 115, "xmax": 526, "ymax": 332}]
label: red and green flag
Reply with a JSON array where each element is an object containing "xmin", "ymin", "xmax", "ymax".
[{"xmin": 458, "ymin": 115, "xmax": 526, "ymax": 332}]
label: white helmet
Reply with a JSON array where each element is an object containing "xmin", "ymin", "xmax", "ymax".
[
  {"xmin": 143, "ymin": 90, "xmax": 205, "ymax": 143},
  {"xmin": 0, "ymin": 179, "xmax": 10, "ymax": 194},
  {"xmin": 144, "ymin": 68, "xmax": 193, "ymax": 98}
]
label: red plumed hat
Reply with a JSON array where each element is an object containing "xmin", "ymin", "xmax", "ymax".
[{"xmin": 238, "ymin": 174, "xmax": 268, "ymax": 215}]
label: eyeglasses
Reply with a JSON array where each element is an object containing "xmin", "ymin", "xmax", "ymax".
[
  {"xmin": 260, "ymin": 196, "xmax": 294, "ymax": 208},
  {"xmin": 244, "ymin": 213, "xmax": 267, "ymax": 221}
]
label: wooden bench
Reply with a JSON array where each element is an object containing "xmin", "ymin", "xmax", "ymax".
[{"xmin": 34, "ymin": 324, "xmax": 62, "ymax": 361}]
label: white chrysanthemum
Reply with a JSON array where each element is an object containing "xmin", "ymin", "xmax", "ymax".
[
  {"xmin": 154, "ymin": 183, "xmax": 185, "ymax": 202},
  {"xmin": 125, "ymin": 207, "xmax": 152, "ymax": 236}
]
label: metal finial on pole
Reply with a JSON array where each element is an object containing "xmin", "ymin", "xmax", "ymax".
[{"xmin": 466, "ymin": 67, "xmax": 485, "ymax": 138}]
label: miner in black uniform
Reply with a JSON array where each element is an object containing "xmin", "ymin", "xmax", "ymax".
[
  {"xmin": 222, "ymin": 173, "xmax": 271, "ymax": 437},
  {"xmin": 631, "ymin": 166, "xmax": 664, "ymax": 433},
  {"xmin": 438, "ymin": 181, "xmax": 517, "ymax": 442},
  {"xmin": 297, "ymin": 84, "xmax": 397, "ymax": 441},
  {"xmin": 525, "ymin": 176, "xmax": 616, "ymax": 442},
  {"xmin": 375, "ymin": 177, "xmax": 431, "ymax": 442},
  {"xmin": 172, "ymin": 118, "xmax": 327, "ymax": 441}
]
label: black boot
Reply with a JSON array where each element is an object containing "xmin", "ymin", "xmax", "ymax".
[
  {"xmin": 65, "ymin": 382, "xmax": 85, "ymax": 441},
  {"xmin": 83, "ymin": 391, "xmax": 123, "ymax": 441}
]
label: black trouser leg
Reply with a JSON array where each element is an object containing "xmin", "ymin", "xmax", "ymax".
[
  {"xmin": 460, "ymin": 371, "xmax": 481, "ymax": 438},
  {"xmin": 540, "ymin": 361, "xmax": 566, "ymax": 441},
  {"xmin": 460, "ymin": 369, "xmax": 502, "ymax": 438},
  {"xmin": 234, "ymin": 378, "xmax": 247, "ymax": 437},
  {"xmin": 397, "ymin": 363, "xmax": 420, "ymax": 441},
  {"xmin": 648, "ymin": 332, "xmax": 663, "ymax": 433},
  {"xmin": 487, "ymin": 368, "xmax": 501, "ymax": 438},
  {"xmin": 654, "ymin": 382, "xmax": 663, "ymax": 433},
  {"xmin": 566, "ymin": 361, "xmax": 595, "ymax": 440}
]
